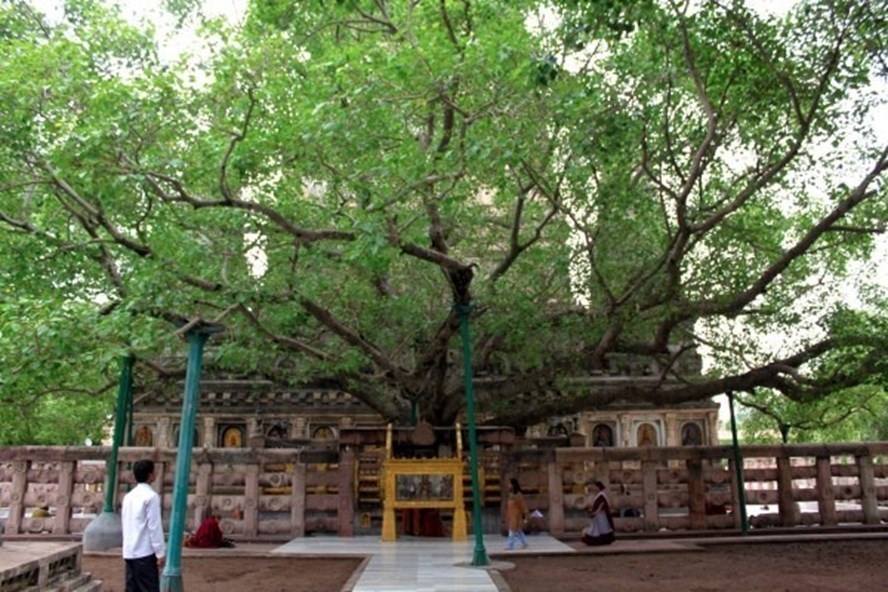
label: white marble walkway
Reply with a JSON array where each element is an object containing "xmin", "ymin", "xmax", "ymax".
[{"xmin": 273, "ymin": 534, "xmax": 575, "ymax": 592}]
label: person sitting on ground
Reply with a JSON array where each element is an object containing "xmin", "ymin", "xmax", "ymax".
[
  {"xmin": 581, "ymin": 480, "xmax": 616, "ymax": 546},
  {"xmin": 31, "ymin": 505, "xmax": 54, "ymax": 518},
  {"xmin": 185, "ymin": 514, "xmax": 234, "ymax": 548}
]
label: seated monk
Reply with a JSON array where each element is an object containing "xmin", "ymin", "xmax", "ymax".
[{"xmin": 185, "ymin": 514, "xmax": 234, "ymax": 548}]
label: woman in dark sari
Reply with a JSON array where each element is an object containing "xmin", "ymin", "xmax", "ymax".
[{"xmin": 581, "ymin": 480, "xmax": 615, "ymax": 546}]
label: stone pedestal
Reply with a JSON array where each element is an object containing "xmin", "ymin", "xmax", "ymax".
[{"xmin": 82, "ymin": 511, "xmax": 122, "ymax": 552}]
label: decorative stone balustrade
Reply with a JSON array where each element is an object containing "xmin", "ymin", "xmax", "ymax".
[
  {"xmin": 516, "ymin": 442, "xmax": 888, "ymax": 535},
  {"xmin": 0, "ymin": 447, "xmax": 354, "ymax": 539},
  {"xmin": 2, "ymin": 442, "xmax": 887, "ymax": 539}
]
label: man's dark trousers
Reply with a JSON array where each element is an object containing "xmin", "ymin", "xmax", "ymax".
[{"xmin": 125, "ymin": 554, "xmax": 159, "ymax": 592}]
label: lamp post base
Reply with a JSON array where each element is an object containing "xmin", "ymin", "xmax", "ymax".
[
  {"xmin": 160, "ymin": 573, "xmax": 183, "ymax": 592},
  {"xmin": 82, "ymin": 511, "xmax": 122, "ymax": 552},
  {"xmin": 471, "ymin": 544, "xmax": 490, "ymax": 567}
]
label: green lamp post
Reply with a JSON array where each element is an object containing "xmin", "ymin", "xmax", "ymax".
[
  {"xmin": 104, "ymin": 355, "xmax": 134, "ymax": 514},
  {"xmin": 727, "ymin": 390, "xmax": 749, "ymax": 535},
  {"xmin": 455, "ymin": 302, "xmax": 489, "ymax": 567},
  {"xmin": 82, "ymin": 355, "xmax": 134, "ymax": 551},
  {"xmin": 160, "ymin": 321, "xmax": 223, "ymax": 592}
]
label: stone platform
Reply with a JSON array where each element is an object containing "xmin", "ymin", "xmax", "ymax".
[{"xmin": 0, "ymin": 542, "xmax": 101, "ymax": 592}]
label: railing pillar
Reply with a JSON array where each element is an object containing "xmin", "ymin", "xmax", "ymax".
[
  {"xmin": 54, "ymin": 461, "xmax": 76, "ymax": 535},
  {"xmin": 546, "ymin": 458, "xmax": 565, "ymax": 536},
  {"xmin": 244, "ymin": 463, "xmax": 260, "ymax": 537},
  {"xmin": 338, "ymin": 449, "xmax": 355, "ymax": 537},
  {"xmin": 6, "ymin": 460, "xmax": 29, "ymax": 535},
  {"xmin": 641, "ymin": 460, "xmax": 659, "ymax": 531},
  {"xmin": 686, "ymin": 459, "xmax": 707, "ymax": 530},
  {"xmin": 291, "ymin": 461, "xmax": 306, "ymax": 537},
  {"xmin": 776, "ymin": 456, "xmax": 798, "ymax": 527},
  {"xmin": 815, "ymin": 456, "xmax": 837, "ymax": 526},
  {"xmin": 857, "ymin": 454, "xmax": 880, "ymax": 524},
  {"xmin": 153, "ymin": 461, "xmax": 166, "ymax": 498},
  {"xmin": 194, "ymin": 461, "xmax": 213, "ymax": 526}
]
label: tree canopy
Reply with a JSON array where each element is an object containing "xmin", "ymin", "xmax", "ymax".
[
  {"xmin": 1, "ymin": 0, "xmax": 886, "ymax": 440},
  {"xmin": 738, "ymin": 306, "xmax": 888, "ymax": 443},
  {"xmin": 738, "ymin": 384, "xmax": 888, "ymax": 443}
]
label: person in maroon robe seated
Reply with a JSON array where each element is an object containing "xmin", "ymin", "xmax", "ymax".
[{"xmin": 185, "ymin": 514, "xmax": 234, "ymax": 548}]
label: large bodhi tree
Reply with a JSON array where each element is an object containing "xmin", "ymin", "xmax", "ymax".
[{"xmin": 0, "ymin": 0, "xmax": 886, "ymax": 437}]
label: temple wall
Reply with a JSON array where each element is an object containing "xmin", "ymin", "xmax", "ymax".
[{"xmin": 528, "ymin": 406, "xmax": 720, "ymax": 449}]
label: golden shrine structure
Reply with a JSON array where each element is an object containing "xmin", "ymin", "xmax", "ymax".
[{"xmin": 380, "ymin": 424, "xmax": 467, "ymax": 542}]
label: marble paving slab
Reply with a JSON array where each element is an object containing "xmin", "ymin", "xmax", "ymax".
[{"xmin": 273, "ymin": 534, "xmax": 575, "ymax": 592}]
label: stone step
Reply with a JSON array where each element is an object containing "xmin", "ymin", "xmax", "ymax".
[
  {"xmin": 55, "ymin": 572, "xmax": 92, "ymax": 591},
  {"xmin": 71, "ymin": 579, "xmax": 103, "ymax": 592},
  {"xmin": 22, "ymin": 571, "xmax": 102, "ymax": 592}
]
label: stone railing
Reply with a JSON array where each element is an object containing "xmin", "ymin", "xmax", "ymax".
[
  {"xmin": 0, "ymin": 446, "xmax": 354, "ymax": 539},
  {"xmin": 3, "ymin": 443, "xmax": 887, "ymax": 539},
  {"xmin": 514, "ymin": 442, "xmax": 888, "ymax": 535}
]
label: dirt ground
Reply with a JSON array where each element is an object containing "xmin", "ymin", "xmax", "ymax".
[
  {"xmin": 82, "ymin": 555, "xmax": 362, "ymax": 592},
  {"xmin": 83, "ymin": 539, "xmax": 888, "ymax": 592},
  {"xmin": 502, "ymin": 539, "xmax": 888, "ymax": 592}
]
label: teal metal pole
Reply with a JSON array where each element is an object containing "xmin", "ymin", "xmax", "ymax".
[
  {"xmin": 161, "ymin": 327, "xmax": 216, "ymax": 592},
  {"xmin": 727, "ymin": 391, "xmax": 749, "ymax": 535},
  {"xmin": 103, "ymin": 355, "xmax": 133, "ymax": 512},
  {"xmin": 125, "ymin": 379, "xmax": 135, "ymax": 447},
  {"xmin": 82, "ymin": 355, "xmax": 134, "ymax": 551},
  {"xmin": 455, "ymin": 303, "xmax": 489, "ymax": 567}
]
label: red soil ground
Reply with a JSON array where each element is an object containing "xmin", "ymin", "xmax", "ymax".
[
  {"xmin": 83, "ymin": 538, "xmax": 888, "ymax": 592},
  {"xmin": 502, "ymin": 539, "xmax": 888, "ymax": 592},
  {"xmin": 82, "ymin": 555, "xmax": 362, "ymax": 592}
]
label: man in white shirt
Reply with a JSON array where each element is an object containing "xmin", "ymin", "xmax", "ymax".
[{"xmin": 121, "ymin": 459, "xmax": 166, "ymax": 592}]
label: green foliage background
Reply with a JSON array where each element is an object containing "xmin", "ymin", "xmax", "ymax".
[{"xmin": 1, "ymin": 0, "xmax": 886, "ymax": 442}]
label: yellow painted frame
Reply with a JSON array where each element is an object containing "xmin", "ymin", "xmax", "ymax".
[{"xmin": 380, "ymin": 424, "xmax": 468, "ymax": 542}]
